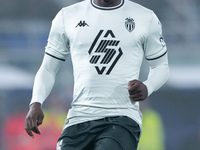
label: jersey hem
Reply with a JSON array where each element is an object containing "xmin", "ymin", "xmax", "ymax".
[{"xmin": 63, "ymin": 115, "xmax": 142, "ymax": 131}]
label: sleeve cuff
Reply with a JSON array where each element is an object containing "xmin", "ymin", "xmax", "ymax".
[
  {"xmin": 143, "ymin": 80, "xmax": 155, "ymax": 96},
  {"xmin": 30, "ymin": 99, "xmax": 43, "ymax": 106}
]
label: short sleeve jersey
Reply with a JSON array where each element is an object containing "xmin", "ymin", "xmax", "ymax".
[{"xmin": 45, "ymin": 0, "xmax": 167, "ymax": 127}]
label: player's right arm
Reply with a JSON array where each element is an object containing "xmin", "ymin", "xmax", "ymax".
[
  {"xmin": 25, "ymin": 54, "xmax": 64, "ymax": 138},
  {"xmin": 25, "ymin": 9, "xmax": 69, "ymax": 138},
  {"xmin": 25, "ymin": 102, "xmax": 43, "ymax": 138}
]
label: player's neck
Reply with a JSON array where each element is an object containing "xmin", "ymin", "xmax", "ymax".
[{"xmin": 93, "ymin": 0, "xmax": 122, "ymax": 7}]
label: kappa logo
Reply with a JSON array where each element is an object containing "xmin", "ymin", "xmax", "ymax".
[
  {"xmin": 88, "ymin": 30, "xmax": 123, "ymax": 75},
  {"xmin": 125, "ymin": 17, "xmax": 135, "ymax": 32},
  {"xmin": 76, "ymin": 20, "xmax": 89, "ymax": 27}
]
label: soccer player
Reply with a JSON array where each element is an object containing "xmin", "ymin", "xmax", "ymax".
[{"xmin": 25, "ymin": 0, "xmax": 169, "ymax": 149}]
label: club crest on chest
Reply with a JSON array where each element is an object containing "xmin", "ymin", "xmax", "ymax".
[{"xmin": 125, "ymin": 17, "xmax": 135, "ymax": 32}]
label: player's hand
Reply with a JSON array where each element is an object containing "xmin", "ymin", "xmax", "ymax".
[
  {"xmin": 127, "ymin": 80, "xmax": 148, "ymax": 101},
  {"xmin": 25, "ymin": 102, "xmax": 44, "ymax": 138}
]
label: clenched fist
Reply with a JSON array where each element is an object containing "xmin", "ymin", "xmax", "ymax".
[{"xmin": 127, "ymin": 80, "xmax": 148, "ymax": 101}]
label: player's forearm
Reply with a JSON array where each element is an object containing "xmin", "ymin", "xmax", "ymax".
[
  {"xmin": 30, "ymin": 66, "xmax": 55, "ymax": 105},
  {"xmin": 143, "ymin": 54, "xmax": 169, "ymax": 96},
  {"xmin": 30, "ymin": 54, "xmax": 63, "ymax": 105},
  {"xmin": 143, "ymin": 64, "xmax": 169, "ymax": 96}
]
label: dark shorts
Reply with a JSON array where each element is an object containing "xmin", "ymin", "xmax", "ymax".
[{"xmin": 56, "ymin": 116, "xmax": 140, "ymax": 150}]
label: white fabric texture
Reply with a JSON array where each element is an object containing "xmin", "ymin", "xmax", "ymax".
[{"xmin": 30, "ymin": 0, "xmax": 169, "ymax": 129}]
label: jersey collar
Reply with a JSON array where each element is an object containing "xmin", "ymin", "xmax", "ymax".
[{"xmin": 91, "ymin": 0, "xmax": 124, "ymax": 10}]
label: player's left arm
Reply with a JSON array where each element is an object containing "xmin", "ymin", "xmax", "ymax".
[
  {"xmin": 128, "ymin": 11, "xmax": 169, "ymax": 101},
  {"xmin": 143, "ymin": 53, "xmax": 169, "ymax": 97}
]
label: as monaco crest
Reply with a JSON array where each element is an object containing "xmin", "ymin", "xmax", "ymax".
[{"xmin": 125, "ymin": 17, "xmax": 135, "ymax": 32}]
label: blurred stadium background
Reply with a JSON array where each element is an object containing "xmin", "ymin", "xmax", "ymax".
[{"xmin": 0, "ymin": 0, "xmax": 199, "ymax": 150}]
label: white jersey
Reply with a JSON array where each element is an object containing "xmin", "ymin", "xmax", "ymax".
[{"xmin": 45, "ymin": 0, "xmax": 167, "ymax": 128}]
